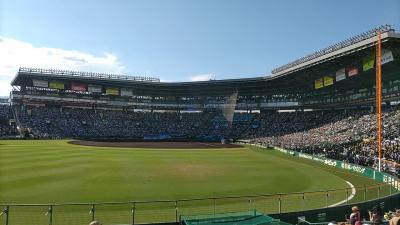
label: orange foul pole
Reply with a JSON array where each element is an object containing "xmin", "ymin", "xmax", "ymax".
[{"xmin": 375, "ymin": 31, "xmax": 382, "ymax": 172}]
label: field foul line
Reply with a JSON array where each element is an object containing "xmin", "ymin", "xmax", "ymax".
[{"xmin": 329, "ymin": 181, "xmax": 356, "ymax": 207}]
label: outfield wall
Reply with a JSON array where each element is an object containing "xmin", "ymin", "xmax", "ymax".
[
  {"xmin": 271, "ymin": 193, "xmax": 400, "ymax": 224},
  {"xmin": 273, "ymin": 147, "xmax": 400, "ymax": 191},
  {"xmin": 269, "ymin": 146, "xmax": 400, "ymax": 224}
]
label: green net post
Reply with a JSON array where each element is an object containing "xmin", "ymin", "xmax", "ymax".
[
  {"xmin": 213, "ymin": 198, "xmax": 216, "ymax": 217},
  {"xmin": 131, "ymin": 202, "xmax": 136, "ymax": 225},
  {"xmin": 46, "ymin": 205, "xmax": 53, "ymax": 225},
  {"xmin": 1, "ymin": 206, "xmax": 9, "ymax": 225},
  {"xmin": 175, "ymin": 201, "xmax": 178, "ymax": 223},
  {"xmin": 248, "ymin": 199, "xmax": 252, "ymax": 211},
  {"xmin": 278, "ymin": 194, "xmax": 282, "ymax": 214},
  {"xmin": 378, "ymin": 186, "xmax": 381, "ymax": 199},
  {"xmin": 390, "ymin": 185, "xmax": 392, "ymax": 196},
  {"xmin": 325, "ymin": 191, "xmax": 329, "ymax": 208},
  {"xmin": 364, "ymin": 186, "xmax": 367, "ymax": 201},
  {"xmin": 90, "ymin": 204, "xmax": 95, "ymax": 222}
]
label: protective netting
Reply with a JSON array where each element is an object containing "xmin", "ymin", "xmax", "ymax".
[
  {"xmin": 221, "ymin": 91, "xmax": 238, "ymax": 127},
  {"xmin": 1, "ymin": 184, "xmax": 396, "ymax": 225},
  {"xmin": 181, "ymin": 210, "xmax": 292, "ymax": 225}
]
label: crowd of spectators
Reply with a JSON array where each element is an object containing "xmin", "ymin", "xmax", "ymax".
[
  {"xmin": 0, "ymin": 105, "xmax": 18, "ymax": 138},
  {"xmin": 252, "ymin": 107, "xmax": 400, "ymax": 177},
  {"xmin": 13, "ymin": 104, "xmax": 400, "ymax": 177},
  {"xmin": 16, "ymin": 106, "xmax": 255, "ymax": 140},
  {"xmin": 342, "ymin": 205, "xmax": 400, "ymax": 225}
]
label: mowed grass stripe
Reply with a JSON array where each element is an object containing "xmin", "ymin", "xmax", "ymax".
[{"xmin": 1, "ymin": 140, "xmax": 350, "ymax": 205}]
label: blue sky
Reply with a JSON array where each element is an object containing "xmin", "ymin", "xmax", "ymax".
[{"xmin": 0, "ymin": 0, "xmax": 399, "ymax": 95}]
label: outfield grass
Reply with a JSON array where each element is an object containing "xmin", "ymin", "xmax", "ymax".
[{"xmin": 0, "ymin": 140, "xmax": 393, "ymax": 225}]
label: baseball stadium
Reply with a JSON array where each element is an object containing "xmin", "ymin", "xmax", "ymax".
[{"xmin": 0, "ymin": 25, "xmax": 400, "ymax": 225}]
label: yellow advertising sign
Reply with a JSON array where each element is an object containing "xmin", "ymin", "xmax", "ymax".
[
  {"xmin": 49, "ymin": 82, "xmax": 65, "ymax": 89},
  {"xmin": 362, "ymin": 55, "xmax": 374, "ymax": 71},
  {"xmin": 314, "ymin": 78, "xmax": 323, "ymax": 89},
  {"xmin": 106, "ymin": 87, "xmax": 119, "ymax": 95},
  {"xmin": 323, "ymin": 76, "xmax": 334, "ymax": 86}
]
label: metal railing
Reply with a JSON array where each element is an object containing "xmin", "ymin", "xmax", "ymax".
[
  {"xmin": 0, "ymin": 183, "xmax": 398, "ymax": 225},
  {"xmin": 18, "ymin": 67, "xmax": 160, "ymax": 83}
]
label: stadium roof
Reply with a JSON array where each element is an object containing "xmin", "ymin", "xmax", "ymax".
[
  {"xmin": 12, "ymin": 67, "xmax": 160, "ymax": 84},
  {"xmin": 271, "ymin": 25, "xmax": 395, "ymax": 76}
]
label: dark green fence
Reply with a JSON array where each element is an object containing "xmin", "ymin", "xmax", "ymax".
[{"xmin": 0, "ymin": 183, "xmax": 398, "ymax": 225}]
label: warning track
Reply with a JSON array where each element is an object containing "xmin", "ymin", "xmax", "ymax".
[{"xmin": 69, "ymin": 140, "xmax": 243, "ymax": 149}]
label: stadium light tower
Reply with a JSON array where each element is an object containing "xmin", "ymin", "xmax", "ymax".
[{"xmin": 375, "ymin": 31, "xmax": 382, "ymax": 172}]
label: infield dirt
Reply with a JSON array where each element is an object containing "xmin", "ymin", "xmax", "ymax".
[{"xmin": 69, "ymin": 140, "xmax": 242, "ymax": 149}]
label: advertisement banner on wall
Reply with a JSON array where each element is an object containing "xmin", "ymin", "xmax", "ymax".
[
  {"xmin": 88, "ymin": 85, "xmax": 102, "ymax": 93},
  {"xmin": 314, "ymin": 78, "xmax": 323, "ymax": 89},
  {"xmin": 323, "ymin": 76, "xmax": 334, "ymax": 86},
  {"xmin": 106, "ymin": 87, "xmax": 119, "ymax": 95},
  {"xmin": 362, "ymin": 55, "xmax": 375, "ymax": 71},
  {"xmin": 381, "ymin": 49, "xmax": 394, "ymax": 65},
  {"xmin": 347, "ymin": 66, "xmax": 359, "ymax": 77},
  {"xmin": 32, "ymin": 79, "xmax": 48, "ymax": 88},
  {"xmin": 120, "ymin": 88, "xmax": 133, "ymax": 97},
  {"xmin": 49, "ymin": 81, "xmax": 65, "ymax": 90},
  {"xmin": 273, "ymin": 146, "xmax": 399, "ymax": 191},
  {"xmin": 71, "ymin": 83, "xmax": 87, "ymax": 91},
  {"xmin": 335, "ymin": 68, "xmax": 346, "ymax": 81}
]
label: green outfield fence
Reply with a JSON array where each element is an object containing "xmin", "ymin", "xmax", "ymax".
[
  {"xmin": 181, "ymin": 210, "xmax": 292, "ymax": 225},
  {"xmin": 1, "ymin": 147, "xmax": 399, "ymax": 225},
  {"xmin": 0, "ymin": 183, "xmax": 399, "ymax": 225}
]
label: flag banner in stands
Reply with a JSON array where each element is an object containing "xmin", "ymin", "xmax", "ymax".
[
  {"xmin": 88, "ymin": 85, "xmax": 102, "ymax": 93},
  {"xmin": 120, "ymin": 88, "xmax": 133, "ymax": 97},
  {"xmin": 71, "ymin": 83, "xmax": 87, "ymax": 91},
  {"xmin": 32, "ymin": 79, "xmax": 48, "ymax": 88},
  {"xmin": 106, "ymin": 87, "xmax": 119, "ymax": 95},
  {"xmin": 314, "ymin": 78, "xmax": 323, "ymax": 89},
  {"xmin": 335, "ymin": 68, "xmax": 346, "ymax": 81},
  {"xmin": 49, "ymin": 81, "xmax": 65, "ymax": 89},
  {"xmin": 323, "ymin": 76, "xmax": 334, "ymax": 86},
  {"xmin": 347, "ymin": 65, "xmax": 359, "ymax": 77},
  {"xmin": 381, "ymin": 49, "xmax": 394, "ymax": 65},
  {"xmin": 362, "ymin": 55, "xmax": 375, "ymax": 71}
]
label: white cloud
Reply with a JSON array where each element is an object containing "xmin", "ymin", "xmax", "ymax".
[
  {"xmin": 160, "ymin": 74, "xmax": 214, "ymax": 83},
  {"xmin": 0, "ymin": 36, "xmax": 125, "ymax": 96},
  {"xmin": 189, "ymin": 74, "xmax": 213, "ymax": 82},
  {"xmin": 160, "ymin": 79, "xmax": 174, "ymax": 82}
]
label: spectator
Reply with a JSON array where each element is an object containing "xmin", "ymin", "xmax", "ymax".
[
  {"xmin": 389, "ymin": 210, "xmax": 400, "ymax": 225},
  {"xmin": 369, "ymin": 205, "xmax": 384, "ymax": 225},
  {"xmin": 349, "ymin": 206, "xmax": 361, "ymax": 225}
]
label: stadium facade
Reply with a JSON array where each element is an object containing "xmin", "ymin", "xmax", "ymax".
[{"xmin": 9, "ymin": 25, "xmax": 400, "ymax": 111}]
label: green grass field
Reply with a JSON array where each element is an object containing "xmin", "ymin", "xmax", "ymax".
[{"xmin": 0, "ymin": 140, "xmax": 393, "ymax": 225}]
